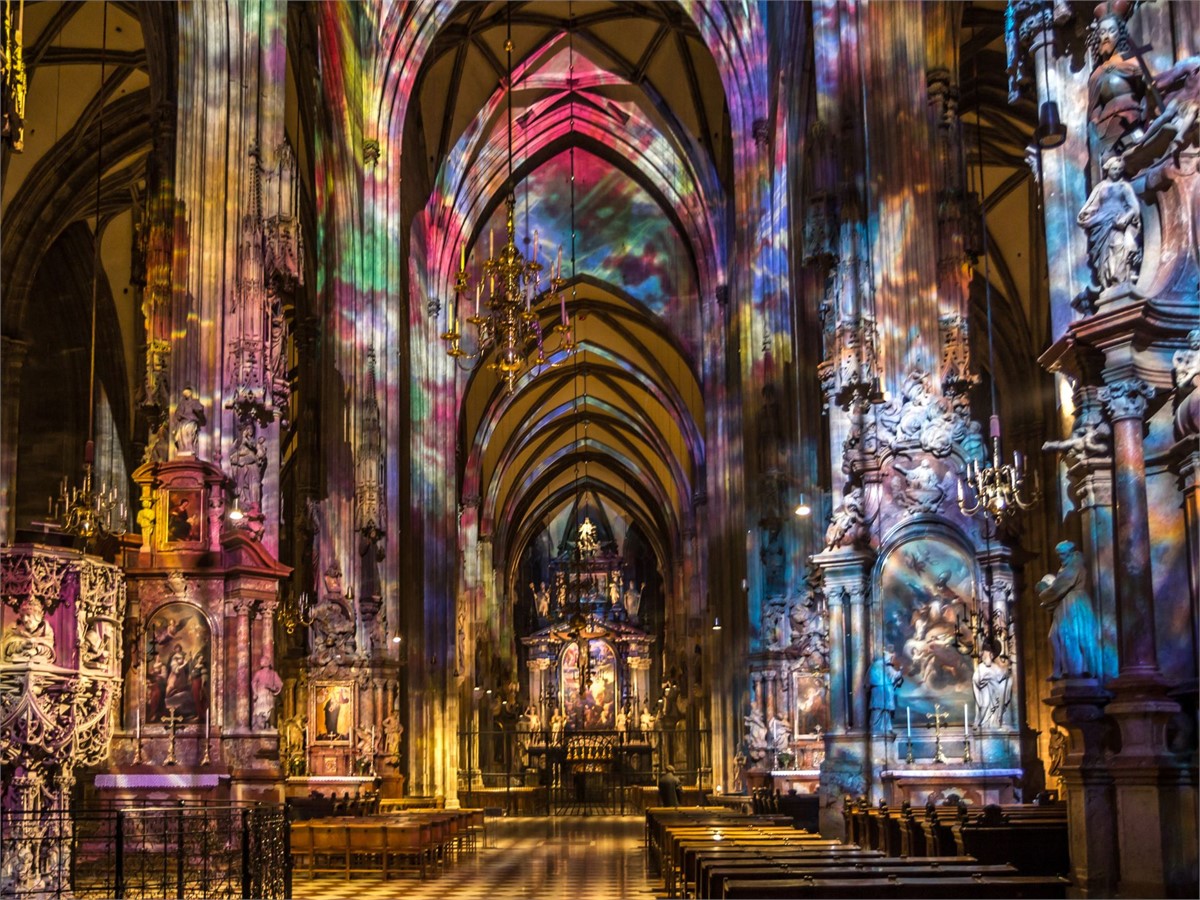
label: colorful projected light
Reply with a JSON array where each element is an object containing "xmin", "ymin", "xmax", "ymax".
[{"xmin": 441, "ymin": 23, "xmax": 576, "ymax": 392}]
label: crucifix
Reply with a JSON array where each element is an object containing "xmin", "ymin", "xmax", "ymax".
[
  {"xmin": 162, "ymin": 707, "xmax": 184, "ymax": 766},
  {"xmin": 926, "ymin": 703, "xmax": 949, "ymax": 764}
]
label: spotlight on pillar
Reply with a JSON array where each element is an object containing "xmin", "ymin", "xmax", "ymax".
[
  {"xmin": 392, "ymin": 635, "xmax": 402, "ymax": 644},
  {"xmin": 227, "ymin": 496, "xmax": 245, "ymax": 522},
  {"xmin": 793, "ymin": 494, "xmax": 812, "ymax": 517},
  {"xmin": 1036, "ymin": 101, "xmax": 1067, "ymax": 149},
  {"xmin": 712, "ymin": 617, "xmax": 722, "ymax": 631}
]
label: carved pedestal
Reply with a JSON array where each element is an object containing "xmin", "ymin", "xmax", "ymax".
[{"xmin": 1045, "ymin": 679, "xmax": 1117, "ymax": 898}]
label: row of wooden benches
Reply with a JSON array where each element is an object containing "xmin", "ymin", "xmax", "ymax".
[
  {"xmin": 289, "ymin": 808, "xmax": 486, "ymax": 880},
  {"xmin": 646, "ymin": 806, "xmax": 1071, "ymax": 899},
  {"xmin": 843, "ymin": 799, "xmax": 1070, "ymax": 874}
]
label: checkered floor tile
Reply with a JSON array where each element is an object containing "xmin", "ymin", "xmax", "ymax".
[{"xmin": 289, "ymin": 815, "xmax": 660, "ymax": 899}]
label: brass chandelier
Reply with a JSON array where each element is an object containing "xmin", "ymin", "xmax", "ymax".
[
  {"xmin": 441, "ymin": 12, "xmax": 577, "ymax": 392},
  {"xmin": 956, "ymin": 114, "xmax": 1038, "ymax": 523}
]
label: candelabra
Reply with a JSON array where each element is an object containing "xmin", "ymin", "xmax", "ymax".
[
  {"xmin": 927, "ymin": 704, "xmax": 950, "ymax": 764},
  {"xmin": 53, "ymin": 444, "xmax": 128, "ymax": 549},
  {"xmin": 278, "ymin": 590, "xmax": 315, "ymax": 635},
  {"xmin": 957, "ymin": 417, "xmax": 1039, "ymax": 522}
]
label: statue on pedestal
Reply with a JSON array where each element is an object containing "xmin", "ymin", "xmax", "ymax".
[
  {"xmin": 867, "ymin": 650, "xmax": 903, "ymax": 733},
  {"xmin": 972, "ymin": 649, "xmax": 1013, "ymax": 728},
  {"xmin": 1077, "ymin": 155, "xmax": 1142, "ymax": 293},
  {"xmin": 1036, "ymin": 541, "xmax": 1102, "ymax": 679},
  {"xmin": 251, "ymin": 657, "xmax": 282, "ymax": 729},
  {"xmin": 171, "ymin": 388, "xmax": 206, "ymax": 457}
]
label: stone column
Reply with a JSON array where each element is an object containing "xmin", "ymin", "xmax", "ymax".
[
  {"xmin": 231, "ymin": 596, "xmax": 254, "ymax": 730},
  {"xmin": 1100, "ymin": 375, "xmax": 1188, "ymax": 898},
  {"xmin": 847, "ymin": 587, "xmax": 868, "ymax": 733},
  {"xmin": 0, "ymin": 337, "xmax": 29, "ymax": 545},
  {"xmin": 764, "ymin": 671, "xmax": 777, "ymax": 721},
  {"xmin": 1045, "ymin": 680, "xmax": 1117, "ymax": 898},
  {"xmin": 257, "ymin": 597, "xmax": 277, "ymax": 668}
]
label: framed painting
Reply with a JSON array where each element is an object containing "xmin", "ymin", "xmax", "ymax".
[
  {"xmin": 879, "ymin": 534, "xmax": 978, "ymax": 720},
  {"xmin": 165, "ymin": 489, "xmax": 203, "ymax": 544},
  {"xmin": 313, "ymin": 682, "xmax": 354, "ymax": 742},
  {"xmin": 560, "ymin": 640, "xmax": 616, "ymax": 730},
  {"xmin": 144, "ymin": 602, "xmax": 211, "ymax": 725}
]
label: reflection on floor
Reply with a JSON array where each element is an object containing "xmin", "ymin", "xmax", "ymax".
[{"xmin": 289, "ymin": 814, "xmax": 659, "ymax": 900}]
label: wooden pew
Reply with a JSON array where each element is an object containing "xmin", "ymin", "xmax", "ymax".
[
  {"xmin": 722, "ymin": 873, "xmax": 1070, "ymax": 898},
  {"xmin": 951, "ymin": 809, "xmax": 1069, "ymax": 876},
  {"xmin": 704, "ymin": 863, "xmax": 1018, "ymax": 899},
  {"xmin": 688, "ymin": 849, "xmax": 886, "ymax": 899},
  {"xmin": 695, "ymin": 855, "xmax": 977, "ymax": 899}
]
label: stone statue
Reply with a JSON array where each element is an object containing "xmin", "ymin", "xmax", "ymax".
[
  {"xmin": 136, "ymin": 496, "xmax": 156, "ymax": 551},
  {"xmin": 743, "ymin": 704, "xmax": 769, "ymax": 764},
  {"xmin": 768, "ymin": 712, "xmax": 793, "ymax": 754},
  {"xmin": 972, "ymin": 649, "xmax": 1013, "ymax": 729},
  {"xmin": 867, "ymin": 651, "xmax": 903, "ymax": 733},
  {"xmin": 230, "ymin": 422, "xmax": 268, "ymax": 512},
  {"xmin": 1048, "ymin": 728, "xmax": 1067, "ymax": 778},
  {"xmin": 1043, "ymin": 399, "xmax": 1112, "ymax": 467},
  {"xmin": 251, "ymin": 657, "xmax": 283, "ymax": 729},
  {"xmin": 894, "ymin": 458, "xmax": 945, "ymax": 515},
  {"xmin": 615, "ymin": 705, "xmax": 627, "ymax": 734},
  {"xmin": 1173, "ymin": 328, "xmax": 1200, "ymax": 439},
  {"xmin": 1078, "ymin": 155, "xmax": 1141, "ymax": 292},
  {"xmin": 310, "ymin": 595, "xmax": 356, "ymax": 669},
  {"xmin": 383, "ymin": 710, "xmax": 403, "ymax": 761},
  {"xmin": 171, "ymin": 387, "xmax": 206, "ymax": 456},
  {"xmin": 824, "ymin": 485, "xmax": 867, "ymax": 549},
  {"xmin": 1036, "ymin": 541, "xmax": 1102, "ymax": 679},
  {"xmin": 1, "ymin": 596, "xmax": 56, "ymax": 665},
  {"xmin": 623, "ymin": 581, "xmax": 644, "ymax": 619},
  {"xmin": 1086, "ymin": 13, "xmax": 1146, "ymax": 157}
]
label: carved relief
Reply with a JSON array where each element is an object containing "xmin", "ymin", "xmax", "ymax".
[
  {"xmin": 893, "ymin": 456, "xmax": 948, "ymax": 516},
  {"xmin": 355, "ymin": 348, "xmax": 386, "ymax": 560},
  {"xmin": 1043, "ymin": 389, "xmax": 1112, "ymax": 467},
  {"xmin": 1173, "ymin": 329, "xmax": 1200, "ymax": 439},
  {"xmin": 824, "ymin": 485, "xmax": 868, "ymax": 551}
]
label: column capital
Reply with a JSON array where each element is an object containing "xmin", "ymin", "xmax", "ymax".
[{"xmin": 1100, "ymin": 377, "xmax": 1154, "ymax": 422}]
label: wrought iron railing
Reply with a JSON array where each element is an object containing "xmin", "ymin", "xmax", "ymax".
[{"xmin": 0, "ymin": 801, "xmax": 289, "ymax": 899}]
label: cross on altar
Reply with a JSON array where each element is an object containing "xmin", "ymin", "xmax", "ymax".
[
  {"xmin": 162, "ymin": 707, "xmax": 184, "ymax": 766},
  {"xmin": 926, "ymin": 703, "xmax": 950, "ymax": 764}
]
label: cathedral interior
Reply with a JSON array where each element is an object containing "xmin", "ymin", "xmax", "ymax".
[{"xmin": 1, "ymin": 1, "xmax": 1197, "ymax": 897}]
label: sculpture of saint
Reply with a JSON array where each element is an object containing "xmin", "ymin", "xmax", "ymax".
[
  {"xmin": 1, "ymin": 596, "xmax": 56, "ymax": 665},
  {"xmin": 1036, "ymin": 541, "xmax": 1102, "ymax": 679},
  {"xmin": 972, "ymin": 649, "xmax": 1013, "ymax": 729},
  {"xmin": 171, "ymin": 388, "xmax": 206, "ymax": 456},
  {"xmin": 1078, "ymin": 155, "xmax": 1141, "ymax": 292}
]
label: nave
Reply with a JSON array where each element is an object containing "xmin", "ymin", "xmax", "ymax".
[{"xmin": 290, "ymin": 815, "xmax": 656, "ymax": 900}]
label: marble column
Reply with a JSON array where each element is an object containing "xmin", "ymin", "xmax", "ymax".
[
  {"xmin": 231, "ymin": 596, "xmax": 255, "ymax": 730},
  {"xmin": 1100, "ymin": 375, "xmax": 1188, "ymax": 898}
]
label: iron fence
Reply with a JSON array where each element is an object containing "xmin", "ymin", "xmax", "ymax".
[{"xmin": 0, "ymin": 801, "xmax": 289, "ymax": 899}]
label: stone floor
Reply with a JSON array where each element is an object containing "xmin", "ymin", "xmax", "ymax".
[{"xmin": 289, "ymin": 814, "xmax": 660, "ymax": 899}]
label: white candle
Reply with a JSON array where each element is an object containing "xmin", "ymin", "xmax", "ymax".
[
  {"xmin": 475, "ymin": 281, "xmax": 481, "ymax": 318},
  {"xmin": 371, "ymin": 726, "xmax": 376, "ymax": 754},
  {"xmin": 906, "ymin": 706, "xmax": 911, "ymax": 740},
  {"xmin": 136, "ymin": 709, "xmax": 141, "ymax": 741},
  {"xmin": 205, "ymin": 710, "xmax": 210, "ymax": 742},
  {"xmin": 460, "ymin": 244, "xmax": 466, "ymax": 271},
  {"xmin": 964, "ymin": 703, "xmax": 969, "ymax": 737}
]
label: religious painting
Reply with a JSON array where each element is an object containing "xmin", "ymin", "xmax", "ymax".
[
  {"xmin": 879, "ymin": 535, "xmax": 978, "ymax": 720},
  {"xmin": 165, "ymin": 489, "xmax": 203, "ymax": 543},
  {"xmin": 792, "ymin": 673, "xmax": 828, "ymax": 737},
  {"xmin": 144, "ymin": 602, "xmax": 211, "ymax": 725},
  {"xmin": 560, "ymin": 640, "xmax": 616, "ymax": 730},
  {"xmin": 313, "ymin": 682, "xmax": 354, "ymax": 742}
]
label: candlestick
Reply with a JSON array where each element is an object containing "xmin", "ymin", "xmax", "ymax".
[
  {"xmin": 136, "ymin": 709, "xmax": 141, "ymax": 741},
  {"xmin": 205, "ymin": 710, "xmax": 210, "ymax": 742},
  {"xmin": 906, "ymin": 706, "xmax": 911, "ymax": 740}
]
